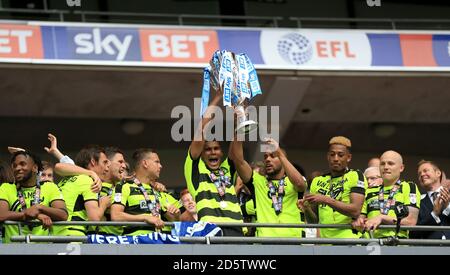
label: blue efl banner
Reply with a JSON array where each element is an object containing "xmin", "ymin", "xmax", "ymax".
[{"xmin": 2, "ymin": 21, "xmax": 450, "ymax": 70}]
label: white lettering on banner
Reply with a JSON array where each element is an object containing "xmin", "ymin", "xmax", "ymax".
[
  {"xmin": 171, "ymin": 35, "xmax": 189, "ymax": 58},
  {"xmin": 0, "ymin": 30, "xmax": 32, "ymax": 54},
  {"xmin": 105, "ymin": 235, "xmax": 119, "ymax": 244},
  {"xmin": 189, "ymin": 35, "xmax": 209, "ymax": 58},
  {"xmin": 316, "ymin": 41, "xmax": 355, "ymax": 58},
  {"xmin": 74, "ymin": 28, "xmax": 132, "ymax": 61},
  {"xmin": 144, "ymin": 232, "xmax": 180, "ymax": 242},
  {"xmin": 132, "ymin": 235, "xmax": 139, "ymax": 244},
  {"xmin": 74, "ymin": 33, "xmax": 93, "ymax": 54},
  {"xmin": 148, "ymin": 34, "xmax": 210, "ymax": 59},
  {"xmin": 93, "ymin": 235, "xmax": 105, "ymax": 243},
  {"xmin": 118, "ymin": 236, "xmax": 130, "ymax": 244},
  {"xmin": 149, "ymin": 35, "xmax": 169, "ymax": 57}
]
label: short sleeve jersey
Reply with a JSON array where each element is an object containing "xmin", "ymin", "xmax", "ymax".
[
  {"xmin": 56, "ymin": 175, "xmax": 98, "ymax": 235},
  {"xmin": 184, "ymin": 149, "xmax": 243, "ymax": 224},
  {"xmin": 309, "ymin": 169, "xmax": 367, "ymax": 238},
  {"xmin": 112, "ymin": 181, "xmax": 179, "ymax": 235},
  {"xmin": 0, "ymin": 181, "xmax": 64, "ymax": 243},
  {"xmin": 362, "ymin": 180, "xmax": 421, "ymax": 238},
  {"xmin": 247, "ymin": 173, "xmax": 303, "ymax": 237},
  {"xmin": 90, "ymin": 182, "xmax": 123, "ymax": 236}
]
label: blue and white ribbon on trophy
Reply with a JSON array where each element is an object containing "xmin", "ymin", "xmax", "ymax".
[{"xmin": 200, "ymin": 50, "xmax": 262, "ymax": 117}]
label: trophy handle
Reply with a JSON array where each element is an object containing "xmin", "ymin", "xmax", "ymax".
[{"xmin": 235, "ymin": 105, "xmax": 258, "ymax": 134}]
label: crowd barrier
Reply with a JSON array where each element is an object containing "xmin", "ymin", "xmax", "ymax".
[{"xmin": 3, "ymin": 220, "xmax": 450, "ymax": 246}]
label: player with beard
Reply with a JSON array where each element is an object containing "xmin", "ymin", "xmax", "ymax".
[
  {"xmin": 230, "ymin": 137, "xmax": 307, "ymax": 237},
  {"xmin": 0, "ymin": 151, "xmax": 68, "ymax": 243},
  {"xmin": 184, "ymin": 90, "xmax": 244, "ymax": 236},
  {"xmin": 300, "ymin": 136, "xmax": 367, "ymax": 238}
]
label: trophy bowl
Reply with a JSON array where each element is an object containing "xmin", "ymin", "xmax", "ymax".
[{"xmin": 236, "ymin": 120, "xmax": 258, "ymax": 135}]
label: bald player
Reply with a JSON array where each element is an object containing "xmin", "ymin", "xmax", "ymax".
[{"xmin": 353, "ymin": 150, "xmax": 421, "ymax": 238}]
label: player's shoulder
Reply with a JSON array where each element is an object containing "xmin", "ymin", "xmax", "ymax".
[{"xmin": 0, "ymin": 181, "xmax": 16, "ymax": 191}]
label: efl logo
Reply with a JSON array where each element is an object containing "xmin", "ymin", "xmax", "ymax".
[
  {"xmin": 316, "ymin": 41, "xmax": 355, "ymax": 58},
  {"xmin": 276, "ymin": 33, "xmax": 357, "ymax": 65},
  {"xmin": 0, "ymin": 24, "xmax": 43, "ymax": 58},
  {"xmin": 367, "ymin": 0, "xmax": 381, "ymax": 7},
  {"xmin": 140, "ymin": 29, "xmax": 218, "ymax": 63}
]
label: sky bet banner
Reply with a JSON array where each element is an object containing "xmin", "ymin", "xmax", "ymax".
[{"xmin": 2, "ymin": 21, "xmax": 450, "ymax": 70}]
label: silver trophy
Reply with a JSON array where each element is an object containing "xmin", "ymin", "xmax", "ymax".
[
  {"xmin": 234, "ymin": 103, "xmax": 257, "ymax": 135},
  {"xmin": 202, "ymin": 50, "xmax": 262, "ymax": 135}
]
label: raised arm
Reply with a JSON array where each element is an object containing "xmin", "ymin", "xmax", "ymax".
[
  {"xmin": 44, "ymin": 133, "xmax": 75, "ymax": 164},
  {"xmin": 229, "ymin": 140, "xmax": 253, "ymax": 184},
  {"xmin": 190, "ymin": 89, "xmax": 223, "ymax": 159},
  {"xmin": 54, "ymin": 163, "xmax": 102, "ymax": 193},
  {"xmin": 265, "ymin": 138, "xmax": 306, "ymax": 192}
]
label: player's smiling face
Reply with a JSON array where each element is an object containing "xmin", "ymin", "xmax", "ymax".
[{"xmin": 12, "ymin": 154, "xmax": 37, "ymax": 185}]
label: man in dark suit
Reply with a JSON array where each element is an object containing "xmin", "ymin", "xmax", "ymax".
[{"xmin": 411, "ymin": 160, "xmax": 450, "ymax": 239}]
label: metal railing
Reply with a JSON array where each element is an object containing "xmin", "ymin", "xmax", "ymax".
[
  {"xmin": 0, "ymin": 5, "xmax": 448, "ymax": 30},
  {"xmin": 4, "ymin": 220, "xmax": 450, "ymax": 246},
  {"xmin": 7, "ymin": 220, "xmax": 450, "ymax": 230},
  {"xmin": 72, "ymin": 11, "xmax": 283, "ymax": 27},
  {"xmin": 289, "ymin": 17, "xmax": 450, "ymax": 30},
  {"xmin": 10, "ymin": 235, "xmax": 450, "ymax": 246},
  {"xmin": 0, "ymin": 7, "xmax": 69, "ymax": 21},
  {"xmin": 6, "ymin": 220, "xmax": 450, "ymax": 230}
]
